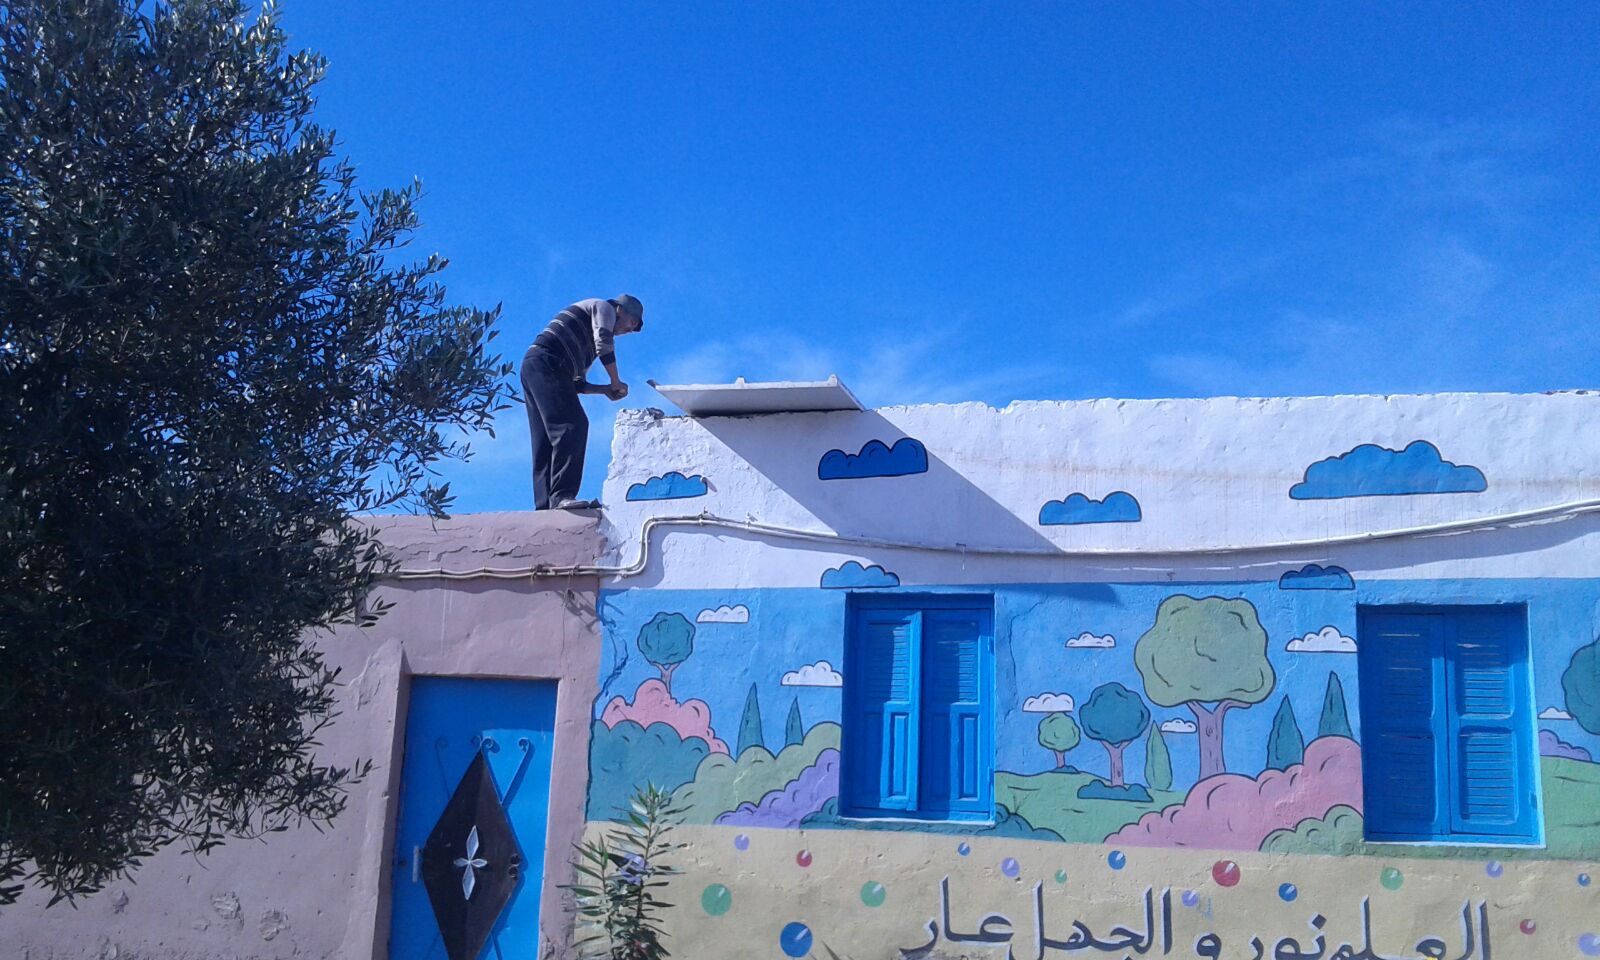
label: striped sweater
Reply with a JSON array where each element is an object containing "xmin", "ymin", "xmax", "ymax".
[{"xmin": 532, "ymin": 298, "xmax": 617, "ymax": 376}]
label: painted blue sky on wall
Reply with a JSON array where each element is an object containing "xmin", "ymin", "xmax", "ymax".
[{"xmin": 597, "ymin": 576, "xmax": 1600, "ymax": 795}]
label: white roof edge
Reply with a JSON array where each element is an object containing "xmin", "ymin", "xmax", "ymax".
[{"xmin": 647, "ymin": 376, "xmax": 864, "ymax": 417}]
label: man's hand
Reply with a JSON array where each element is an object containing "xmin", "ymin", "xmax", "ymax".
[{"xmin": 607, "ymin": 381, "xmax": 629, "ymax": 401}]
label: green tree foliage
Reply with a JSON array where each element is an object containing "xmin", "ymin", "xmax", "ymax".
[
  {"xmin": 1134, "ymin": 596, "xmax": 1276, "ymax": 781},
  {"xmin": 568, "ymin": 783, "xmax": 686, "ymax": 960},
  {"xmin": 1144, "ymin": 724, "xmax": 1173, "ymax": 792},
  {"xmin": 0, "ymin": 0, "xmax": 511, "ymax": 904},
  {"xmin": 785, "ymin": 698, "xmax": 804, "ymax": 747},
  {"xmin": 1078, "ymin": 683, "xmax": 1150, "ymax": 787},
  {"xmin": 1563, "ymin": 637, "xmax": 1600, "ymax": 735},
  {"xmin": 1036, "ymin": 712, "xmax": 1081, "ymax": 769},
  {"xmin": 1266, "ymin": 696, "xmax": 1305, "ymax": 770},
  {"xmin": 636, "ymin": 613, "xmax": 695, "ymax": 695},
  {"xmin": 736, "ymin": 684, "xmax": 764, "ymax": 757},
  {"xmin": 1318, "ymin": 671, "xmax": 1353, "ymax": 739}
]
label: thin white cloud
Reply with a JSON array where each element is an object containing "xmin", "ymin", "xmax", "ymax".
[
  {"xmin": 1539, "ymin": 707, "xmax": 1573, "ymax": 721},
  {"xmin": 696, "ymin": 604, "xmax": 750, "ymax": 624},
  {"xmin": 781, "ymin": 660, "xmax": 842, "ymax": 687},
  {"xmin": 1065, "ymin": 632, "xmax": 1115, "ymax": 649},
  {"xmin": 1160, "ymin": 718, "xmax": 1198, "ymax": 734},
  {"xmin": 1286, "ymin": 626, "xmax": 1357, "ymax": 654},
  {"xmin": 1022, "ymin": 693, "xmax": 1075, "ymax": 714}
]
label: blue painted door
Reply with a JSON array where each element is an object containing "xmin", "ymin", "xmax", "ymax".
[{"xmin": 389, "ymin": 677, "xmax": 557, "ymax": 960}]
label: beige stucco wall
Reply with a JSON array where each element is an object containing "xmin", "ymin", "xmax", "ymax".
[{"xmin": 7, "ymin": 511, "xmax": 601, "ymax": 960}]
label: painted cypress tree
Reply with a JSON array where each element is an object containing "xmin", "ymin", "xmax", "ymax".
[
  {"xmin": 737, "ymin": 684, "xmax": 765, "ymax": 756},
  {"xmin": 1145, "ymin": 724, "xmax": 1173, "ymax": 792},
  {"xmin": 785, "ymin": 698, "xmax": 804, "ymax": 747},
  {"xmin": 1266, "ymin": 696, "xmax": 1305, "ymax": 770},
  {"xmin": 1318, "ymin": 671, "xmax": 1353, "ymax": 739}
]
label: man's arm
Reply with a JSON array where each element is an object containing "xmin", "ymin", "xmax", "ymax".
[{"xmin": 592, "ymin": 301, "xmax": 621, "ymax": 382}]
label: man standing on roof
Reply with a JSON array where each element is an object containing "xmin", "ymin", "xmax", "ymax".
[{"xmin": 521, "ymin": 294, "xmax": 644, "ymax": 510}]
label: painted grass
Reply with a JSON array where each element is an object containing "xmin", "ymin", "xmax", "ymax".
[{"xmin": 995, "ymin": 770, "xmax": 1183, "ymax": 844}]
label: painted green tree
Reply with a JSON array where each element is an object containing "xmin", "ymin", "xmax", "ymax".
[
  {"xmin": 1145, "ymin": 724, "xmax": 1173, "ymax": 792},
  {"xmin": 1318, "ymin": 671, "xmax": 1353, "ymax": 739},
  {"xmin": 737, "ymin": 684, "xmax": 764, "ymax": 756},
  {"xmin": 1563, "ymin": 636, "xmax": 1600, "ymax": 735},
  {"xmin": 1266, "ymin": 696, "xmax": 1305, "ymax": 770},
  {"xmin": 785, "ymin": 698, "xmax": 804, "ymax": 747},
  {"xmin": 1037, "ymin": 712, "xmax": 1081, "ymax": 769},
  {"xmin": 636, "ymin": 612, "xmax": 695, "ymax": 696},
  {"xmin": 1134, "ymin": 595, "xmax": 1276, "ymax": 781},
  {"xmin": 1079, "ymin": 683, "xmax": 1150, "ymax": 787}
]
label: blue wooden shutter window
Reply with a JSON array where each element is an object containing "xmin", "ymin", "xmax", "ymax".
[
  {"xmin": 919, "ymin": 610, "xmax": 991, "ymax": 819},
  {"xmin": 1445, "ymin": 610, "xmax": 1537, "ymax": 840},
  {"xmin": 1358, "ymin": 606, "xmax": 1537, "ymax": 844},
  {"xmin": 1358, "ymin": 612, "xmax": 1447, "ymax": 840},
  {"xmin": 847, "ymin": 608, "xmax": 921, "ymax": 813},
  {"xmin": 846, "ymin": 598, "xmax": 992, "ymax": 821}
]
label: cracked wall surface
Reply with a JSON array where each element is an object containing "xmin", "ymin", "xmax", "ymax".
[{"xmin": 8, "ymin": 512, "xmax": 602, "ymax": 960}]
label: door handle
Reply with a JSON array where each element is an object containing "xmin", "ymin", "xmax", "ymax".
[{"xmin": 412, "ymin": 845, "xmax": 421, "ymax": 883}]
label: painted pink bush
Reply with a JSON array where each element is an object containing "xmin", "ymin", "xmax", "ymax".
[
  {"xmin": 1105, "ymin": 736, "xmax": 1362, "ymax": 851},
  {"xmin": 716, "ymin": 749, "xmax": 841, "ymax": 828},
  {"xmin": 601, "ymin": 679, "xmax": 729, "ymax": 754}
]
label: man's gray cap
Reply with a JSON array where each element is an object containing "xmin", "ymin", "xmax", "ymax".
[{"xmin": 613, "ymin": 294, "xmax": 644, "ymax": 322}]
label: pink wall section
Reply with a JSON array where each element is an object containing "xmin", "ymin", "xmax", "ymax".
[{"xmin": 8, "ymin": 512, "xmax": 603, "ymax": 960}]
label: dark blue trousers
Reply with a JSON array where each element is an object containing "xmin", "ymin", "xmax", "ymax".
[{"xmin": 520, "ymin": 347, "xmax": 588, "ymax": 509}]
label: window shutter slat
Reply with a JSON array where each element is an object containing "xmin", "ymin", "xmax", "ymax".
[{"xmin": 1358, "ymin": 612, "xmax": 1447, "ymax": 839}]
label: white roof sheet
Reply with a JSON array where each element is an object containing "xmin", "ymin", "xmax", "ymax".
[{"xmin": 647, "ymin": 376, "xmax": 863, "ymax": 417}]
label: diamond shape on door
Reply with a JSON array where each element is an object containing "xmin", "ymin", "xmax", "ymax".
[{"xmin": 420, "ymin": 751, "xmax": 523, "ymax": 960}]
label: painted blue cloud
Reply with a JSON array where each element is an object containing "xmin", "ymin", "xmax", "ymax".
[
  {"xmin": 625, "ymin": 471, "xmax": 709, "ymax": 501},
  {"xmin": 820, "ymin": 561, "xmax": 900, "ymax": 589},
  {"xmin": 818, "ymin": 438, "xmax": 928, "ymax": 480},
  {"xmin": 1278, "ymin": 563, "xmax": 1355, "ymax": 591},
  {"xmin": 1038, "ymin": 491, "xmax": 1142, "ymax": 525},
  {"xmin": 1290, "ymin": 440, "xmax": 1486, "ymax": 499}
]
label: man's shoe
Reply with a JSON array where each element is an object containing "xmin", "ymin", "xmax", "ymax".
[{"xmin": 551, "ymin": 497, "xmax": 599, "ymax": 511}]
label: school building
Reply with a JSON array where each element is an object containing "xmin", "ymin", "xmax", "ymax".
[{"xmin": 11, "ymin": 384, "xmax": 1600, "ymax": 959}]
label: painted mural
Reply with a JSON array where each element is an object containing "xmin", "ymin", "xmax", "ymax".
[
  {"xmin": 588, "ymin": 574, "xmax": 1600, "ymax": 849},
  {"xmin": 585, "ymin": 571, "xmax": 1600, "ymax": 957}
]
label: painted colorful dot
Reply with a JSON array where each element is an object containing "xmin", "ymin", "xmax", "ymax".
[
  {"xmin": 1519, "ymin": 920, "xmax": 1536, "ymax": 935},
  {"xmin": 1108, "ymin": 850, "xmax": 1127, "ymax": 870},
  {"xmin": 1212, "ymin": 860, "xmax": 1240, "ymax": 888},
  {"xmin": 1054, "ymin": 869, "xmax": 1068, "ymax": 884},
  {"xmin": 733, "ymin": 834, "xmax": 749, "ymax": 852},
  {"xmin": 700, "ymin": 884, "xmax": 732, "ymax": 917},
  {"xmin": 1485, "ymin": 860, "xmax": 1503, "ymax": 878},
  {"xmin": 1278, "ymin": 883, "xmax": 1297, "ymax": 902},
  {"xmin": 860, "ymin": 881, "xmax": 886, "ymax": 908},
  {"xmin": 957, "ymin": 842, "xmax": 971, "ymax": 857},
  {"xmin": 1181, "ymin": 890, "xmax": 1200, "ymax": 908},
  {"xmin": 780, "ymin": 922, "xmax": 814, "ymax": 958},
  {"xmin": 795, "ymin": 849, "xmax": 812, "ymax": 868},
  {"xmin": 1380, "ymin": 867, "xmax": 1403, "ymax": 891},
  {"xmin": 1581, "ymin": 873, "xmax": 1593, "ymax": 887},
  {"xmin": 1579, "ymin": 933, "xmax": 1600, "ymax": 957},
  {"xmin": 1000, "ymin": 857, "xmax": 1021, "ymax": 878}
]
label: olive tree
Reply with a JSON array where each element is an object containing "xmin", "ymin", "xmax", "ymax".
[{"xmin": 0, "ymin": 0, "xmax": 512, "ymax": 904}]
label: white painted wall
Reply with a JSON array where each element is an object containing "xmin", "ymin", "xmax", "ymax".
[{"xmin": 600, "ymin": 391, "xmax": 1600, "ymax": 588}]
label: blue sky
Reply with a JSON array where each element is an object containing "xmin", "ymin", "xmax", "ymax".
[{"xmin": 278, "ymin": 3, "xmax": 1600, "ymax": 509}]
